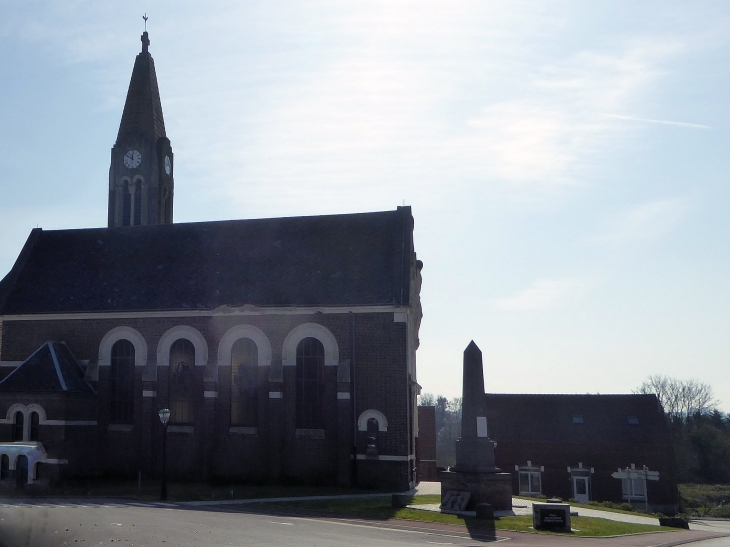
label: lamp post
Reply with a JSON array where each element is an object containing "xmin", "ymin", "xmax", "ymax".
[{"xmin": 158, "ymin": 408, "xmax": 171, "ymax": 501}]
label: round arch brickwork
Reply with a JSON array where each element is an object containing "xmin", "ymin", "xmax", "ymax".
[
  {"xmin": 217, "ymin": 324, "xmax": 272, "ymax": 368},
  {"xmin": 357, "ymin": 409, "xmax": 388, "ymax": 432},
  {"xmin": 156, "ymin": 325, "xmax": 208, "ymax": 367},
  {"xmin": 281, "ymin": 323, "xmax": 339, "ymax": 367},
  {"xmin": 98, "ymin": 326, "xmax": 148, "ymax": 367}
]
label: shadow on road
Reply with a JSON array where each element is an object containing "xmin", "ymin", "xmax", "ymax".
[{"xmin": 186, "ymin": 501, "xmax": 501, "ymax": 543}]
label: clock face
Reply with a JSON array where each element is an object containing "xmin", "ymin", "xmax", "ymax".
[
  {"xmin": 123, "ymin": 150, "xmax": 142, "ymax": 169},
  {"xmin": 164, "ymin": 155, "xmax": 171, "ymax": 175}
]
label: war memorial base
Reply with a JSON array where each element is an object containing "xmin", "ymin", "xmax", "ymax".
[{"xmin": 439, "ymin": 468, "xmax": 512, "ymax": 511}]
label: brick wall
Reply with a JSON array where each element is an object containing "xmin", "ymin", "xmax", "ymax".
[
  {"xmin": 0, "ymin": 310, "xmax": 413, "ymax": 490},
  {"xmin": 494, "ymin": 440, "xmax": 678, "ymax": 505},
  {"xmin": 417, "ymin": 406, "xmax": 437, "ymax": 481}
]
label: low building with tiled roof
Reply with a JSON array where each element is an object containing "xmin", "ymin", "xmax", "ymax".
[{"xmin": 485, "ymin": 393, "xmax": 679, "ymax": 513}]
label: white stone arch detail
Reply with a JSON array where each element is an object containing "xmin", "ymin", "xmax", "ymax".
[
  {"xmin": 26, "ymin": 404, "xmax": 47, "ymax": 424},
  {"xmin": 5, "ymin": 403, "xmax": 27, "ymax": 423},
  {"xmin": 5, "ymin": 403, "xmax": 27, "ymax": 439},
  {"xmin": 98, "ymin": 326, "xmax": 148, "ymax": 367},
  {"xmin": 357, "ymin": 409, "xmax": 388, "ymax": 432},
  {"xmin": 282, "ymin": 323, "xmax": 339, "ymax": 367},
  {"xmin": 3, "ymin": 404, "xmax": 47, "ymax": 441},
  {"xmin": 157, "ymin": 325, "xmax": 208, "ymax": 367},
  {"xmin": 217, "ymin": 324, "xmax": 272, "ymax": 368}
]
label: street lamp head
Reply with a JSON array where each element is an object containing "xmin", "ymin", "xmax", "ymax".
[{"xmin": 158, "ymin": 408, "xmax": 171, "ymax": 425}]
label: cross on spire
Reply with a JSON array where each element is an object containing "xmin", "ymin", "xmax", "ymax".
[{"xmin": 141, "ymin": 14, "xmax": 150, "ymax": 53}]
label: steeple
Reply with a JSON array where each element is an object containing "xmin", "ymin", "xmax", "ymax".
[{"xmin": 108, "ymin": 29, "xmax": 174, "ymax": 228}]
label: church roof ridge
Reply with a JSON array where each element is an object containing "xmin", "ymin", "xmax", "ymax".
[
  {"xmin": 34, "ymin": 206, "xmax": 412, "ymax": 236},
  {"xmin": 115, "ymin": 31, "xmax": 166, "ymax": 145},
  {"xmin": 483, "ymin": 392, "xmax": 669, "ymax": 445}
]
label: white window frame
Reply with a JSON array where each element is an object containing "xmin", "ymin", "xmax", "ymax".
[
  {"xmin": 622, "ymin": 477, "xmax": 646, "ymax": 501},
  {"xmin": 517, "ymin": 465, "xmax": 543, "ymax": 496}
]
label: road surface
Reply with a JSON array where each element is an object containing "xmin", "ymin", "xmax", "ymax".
[{"xmin": 0, "ymin": 498, "xmax": 727, "ymax": 547}]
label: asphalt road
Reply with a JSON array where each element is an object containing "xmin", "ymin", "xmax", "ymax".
[
  {"xmin": 0, "ymin": 500, "xmax": 728, "ymax": 547},
  {"xmin": 688, "ymin": 520, "xmax": 730, "ymax": 546},
  {"xmin": 0, "ymin": 501, "xmax": 503, "ymax": 547}
]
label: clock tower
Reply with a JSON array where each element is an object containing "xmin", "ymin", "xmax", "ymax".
[{"xmin": 108, "ymin": 31, "xmax": 174, "ymax": 227}]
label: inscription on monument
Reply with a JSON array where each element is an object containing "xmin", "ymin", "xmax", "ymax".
[
  {"xmin": 441, "ymin": 490, "xmax": 471, "ymax": 512},
  {"xmin": 476, "ymin": 416, "xmax": 488, "ymax": 438},
  {"xmin": 532, "ymin": 503, "xmax": 571, "ymax": 531}
]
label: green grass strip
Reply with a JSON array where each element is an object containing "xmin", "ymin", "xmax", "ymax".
[{"xmin": 271, "ymin": 495, "xmax": 672, "ymax": 537}]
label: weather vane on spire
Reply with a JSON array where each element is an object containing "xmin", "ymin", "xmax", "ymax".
[{"xmin": 141, "ymin": 14, "xmax": 150, "ymax": 52}]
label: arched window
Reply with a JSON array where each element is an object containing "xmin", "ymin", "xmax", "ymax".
[
  {"xmin": 133, "ymin": 180, "xmax": 142, "ymax": 225},
  {"xmin": 123, "ymin": 180, "xmax": 132, "ymax": 226},
  {"xmin": 231, "ymin": 338, "xmax": 258, "ymax": 427},
  {"xmin": 169, "ymin": 339, "xmax": 195, "ymax": 424},
  {"xmin": 296, "ymin": 337, "xmax": 325, "ymax": 429},
  {"xmin": 161, "ymin": 187, "xmax": 170, "ymax": 224},
  {"xmin": 367, "ymin": 418, "xmax": 379, "ymax": 444},
  {"xmin": 366, "ymin": 417, "xmax": 380, "ymax": 457},
  {"xmin": 0, "ymin": 455, "xmax": 8, "ymax": 480},
  {"xmin": 12, "ymin": 412, "xmax": 23, "ymax": 441},
  {"xmin": 122, "ymin": 180, "xmax": 142, "ymax": 226},
  {"xmin": 110, "ymin": 339, "xmax": 135, "ymax": 423},
  {"xmin": 29, "ymin": 412, "xmax": 39, "ymax": 441}
]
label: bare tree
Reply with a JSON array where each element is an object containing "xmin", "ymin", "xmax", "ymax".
[
  {"xmin": 635, "ymin": 375, "xmax": 719, "ymax": 419},
  {"xmin": 418, "ymin": 392, "xmax": 436, "ymax": 407}
]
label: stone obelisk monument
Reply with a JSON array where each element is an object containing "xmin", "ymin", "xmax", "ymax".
[{"xmin": 439, "ymin": 341, "xmax": 512, "ymax": 510}]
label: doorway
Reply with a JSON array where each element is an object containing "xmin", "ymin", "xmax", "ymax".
[{"xmin": 572, "ymin": 475, "xmax": 590, "ymax": 503}]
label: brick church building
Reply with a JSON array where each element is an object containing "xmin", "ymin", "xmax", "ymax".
[{"xmin": 0, "ymin": 31, "xmax": 422, "ymax": 491}]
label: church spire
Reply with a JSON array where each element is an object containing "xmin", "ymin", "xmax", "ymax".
[
  {"xmin": 115, "ymin": 30, "xmax": 166, "ymax": 146},
  {"xmin": 108, "ymin": 28, "xmax": 174, "ymax": 228}
]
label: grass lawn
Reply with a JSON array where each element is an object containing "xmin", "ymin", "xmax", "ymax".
[
  {"xmin": 271, "ymin": 495, "xmax": 672, "ymax": 537},
  {"xmin": 514, "ymin": 495, "xmax": 664, "ymax": 517}
]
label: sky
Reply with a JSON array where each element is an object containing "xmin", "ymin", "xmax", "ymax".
[{"xmin": 1, "ymin": 1, "xmax": 729, "ymax": 411}]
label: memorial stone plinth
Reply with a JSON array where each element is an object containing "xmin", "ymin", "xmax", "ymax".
[
  {"xmin": 440, "ymin": 341, "xmax": 512, "ymax": 511},
  {"xmin": 532, "ymin": 503, "xmax": 572, "ymax": 532}
]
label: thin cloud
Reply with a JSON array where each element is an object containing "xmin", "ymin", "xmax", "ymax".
[
  {"xmin": 595, "ymin": 199, "xmax": 688, "ymax": 244},
  {"xmin": 602, "ymin": 113, "xmax": 711, "ymax": 130},
  {"xmin": 495, "ymin": 278, "xmax": 592, "ymax": 311}
]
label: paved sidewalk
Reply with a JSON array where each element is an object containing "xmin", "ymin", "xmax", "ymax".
[
  {"xmin": 409, "ymin": 481, "xmax": 441, "ymax": 495},
  {"xmin": 179, "ymin": 479, "xmax": 443, "ymax": 507}
]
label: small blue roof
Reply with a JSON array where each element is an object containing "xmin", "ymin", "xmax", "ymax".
[{"xmin": 0, "ymin": 342, "xmax": 95, "ymax": 394}]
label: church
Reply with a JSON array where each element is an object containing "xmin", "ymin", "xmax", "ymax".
[{"xmin": 0, "ymin": 31, "xmax": 422, "ymax": 492}]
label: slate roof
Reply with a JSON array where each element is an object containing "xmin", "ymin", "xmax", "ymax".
[
  {"xmin": 485, "ymin": 393, "xmax": 669, "ymax": 446},
  {"xmin": 0, "ymin": 342, "xmax": 95, "ymax": 394},
  {"xmin": 116, "ymin": 32, "xmax": 166, "ymax": 144},
  {"xmin": 0, "ymin": 207, "xmax": 414, "ymax": 315}
]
